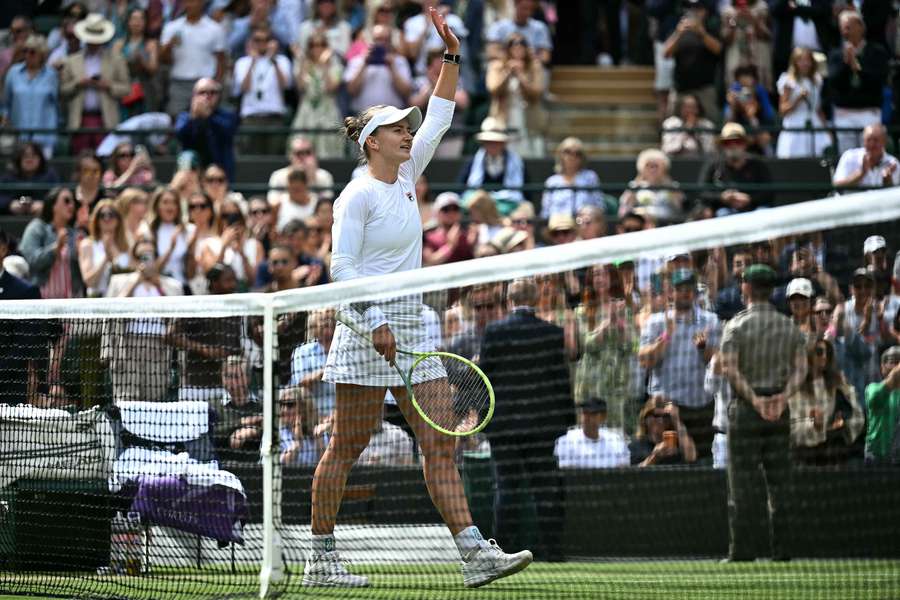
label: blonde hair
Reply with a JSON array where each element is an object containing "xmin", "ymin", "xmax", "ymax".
[
  {"xmin": 554, "ymin": 137, "xmax": 586, "ymax": 173},
  {"xmin": 342, "ymin": 104, "xmax": 389, "ymax": 163},
  {"xmin": 786, "ymin": 46, "xmax": 820, "ymax": 83},
  {"xmin": 88, "ymin": 199, "xmax": 128, "ymax": 251},
  {"xmin": 466, "ymin": 190, "xmax": 502, "ymax": 226},
  {"xmin": 116, "ymin": 187, "xmax": 149, "ymax": 219},
  {"xmin": 636, "ymin": 148, "xmax": 670, "ymax": 175}
]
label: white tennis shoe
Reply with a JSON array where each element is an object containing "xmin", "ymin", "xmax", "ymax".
[
  {"xmin": 302, "ymin": 551, "xmax": 370, "ymax": 588},
  {"xmin": 461, "ymin": 539, "xmax": 533, "ymax": 588}
]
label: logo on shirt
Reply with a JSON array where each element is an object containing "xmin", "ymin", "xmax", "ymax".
[{"xmin": 405, "ymin": 191, "xmax": 414, "ymax": 202}]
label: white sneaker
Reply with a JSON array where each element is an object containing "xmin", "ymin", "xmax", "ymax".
[
  {"xmin": 461, "ymin": 539, "xmax": 533, "ymax": 588},
  {"xmin": 302, "ymin": 551, "xmax": 370, "ymax": 588}
]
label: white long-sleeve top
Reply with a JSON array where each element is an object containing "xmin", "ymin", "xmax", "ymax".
[{"xmin": 331, "ymin": 96, "xmax": 454, "ymax": 330}]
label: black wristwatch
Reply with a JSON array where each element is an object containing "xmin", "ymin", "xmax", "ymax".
[{"xmin": 442, "ymin": 53, "xmax": 461, "ymax": 65}]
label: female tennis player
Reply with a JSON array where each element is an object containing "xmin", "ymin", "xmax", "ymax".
[{"xmin": 303, "ymin": 8, "xmax": 532, "ymax": 589}]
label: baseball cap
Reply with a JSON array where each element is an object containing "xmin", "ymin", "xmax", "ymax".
[
  {"xmin": 852, "ymin": 266, "xmax": 875, "ymax": 281},
  {"xmin": 742, "ymin": 264, "xmax": 777, "ymax": 285},
  {"xmin": 358, "ymin": 105, "xmax": 423, "ymax": 150},
  {"xmin": 433, "ymin": 192, "xmax": 461, "ymax": 212},
  {"xmin": 671, "ymin": 268, "xmax": 696, "ymax": 287},
  {"xmin": 786, "ymin": 277, "xmax": 814, "ymax": 298},
  {"xmin": 882, "ymin": 346, "xmax": 900, "ymax": 364},
  {"xmin": 666, "ymin": 250, "xmax": 691, "ymax": 263},
  {"xmin": 863, "ymin": 235, "xmax": 887, "ymax": 254},
  {"xmin": 581, "ymin": 397, "xmax": 608, "ymax": 413}
]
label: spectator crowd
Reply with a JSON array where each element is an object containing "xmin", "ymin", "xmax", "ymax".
[{"xmin": 0, "ymin": 1, "xmax": 899, "ymax": 475}]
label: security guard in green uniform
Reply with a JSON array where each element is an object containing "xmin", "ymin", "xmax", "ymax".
[{"xmin": 719, "ymin": 264, "xmax": 808, "ymax": 562}]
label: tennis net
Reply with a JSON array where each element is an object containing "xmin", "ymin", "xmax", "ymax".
[{"xmin": 1, "ymin": 188, "xmax": 899, "ymax": 599}]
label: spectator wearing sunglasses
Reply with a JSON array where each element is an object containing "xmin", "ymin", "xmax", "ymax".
[
  {"xmin": 423, "ymin": 192, "xmax": 474, "ymax": 266},
  {"xmin": 175, "ymin": 78, "xmax": 238, "ymax": 181},
  {"xmin": 630, "ymin": 397, "xmax": 697, "ymax": 467},
  {"xmin": 247, "ymin": 195, "xmax": 277, "ymax": 254},
  {"xmin": 19, "ymin": 187, "xmax": 84, "ymax": 299},
  {"xmin": 78, "ymin": 199, "xmax": 131, "ymax": 298},
  {"xmin": 268, "ymin": 136, "xmax": 335, "ymax": 209},
  {"xmin": 101, "ymin": 141, "xmax": 155, "ymax": 188}
]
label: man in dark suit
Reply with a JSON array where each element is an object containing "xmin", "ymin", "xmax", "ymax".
[
  {"xmin": 0, "ymin": 227, "xmax": 43, "ymax": 405},
  {"xmin": 478, "ymin": 277, "xmax": 573, "ymax": 561}
]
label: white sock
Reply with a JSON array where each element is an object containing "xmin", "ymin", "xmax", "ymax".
[
  {"xmin": 311, "ymin": 533, "xmax": 335, "ymax": 557},
  {"xmin": 454, "ymin": 526, "xmax": 485, "ymax": 561}
]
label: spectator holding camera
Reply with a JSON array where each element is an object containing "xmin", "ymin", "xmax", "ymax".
[
  {"xmin": 663, "ymin": 0, "xmax": 723, "ymax": 123},
  {"xmin": 832, "ymin": 124, "xmax": 900, "ymax": 189},
  {"xmin": 291, "ymin": 33, "xmax": 344, "ymax": 159},
  {"xmin": 59, "ymin": 14, "xmax": 131, "ymax": 156},
  {"xmin": 724, "ymin": 65, "xmax": 775, "ymax": 154},
  {"xmin": 175, "ymin": 79, "xmax": 239, "ymax": 182},
  {"xmin": 630, "ymin": 397, "xmax": 697, "ymax": 467},
  {"xmin": 720, "ymin": 0, "xmax": 773, "ymax": 91},
  {"xmin": 639, "ymin": 268, "xmax": 719, "ymax": 460},
  {"xmin": 199, "ymin": 198, "xmax": 263, "ymax": 292},
  {"xmin": 233, "ymin": 24, "xmax": 293, "ymax": 156},
  {"xmin": 486, "ymin": 32, "xmax": 545, "ymax": 159},
  {"xmin": 102, "ymin": 141, "xmax": 155, "ymax": 189},
  {"xmin": 344, "ymin": 24, "xmax": 412, "ymax": 114}
]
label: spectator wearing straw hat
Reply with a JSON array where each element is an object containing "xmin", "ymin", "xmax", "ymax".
[
  {"xmin": 458, "ymin": 116, "xmax": 528, "ymax": 210},
  {"xmin": 423, "ymin": 191, "xmax": 475, "ymax": 266},
  {"xmin": 541, "ymin": 137, "xmax": 603, "ymax": 221},
  {"xmin": 545, "ymin": 213, "xmax": 577, "ymax": 247},
  {"xmin": 719, "ymin": 263, "xmax": 807, "ymax": 563},
  {"xmin": 698, "ymin": 122, "xmax": 773, "ymax": 217},
  {"xmin": 639, "ymin": 268, "xmax": 720, "ymax": 461},
  {"xmin": 554, "ymin": 397, "xmax": 630, "ymax": 468},
  {"xmin": 832, "ymin": 124, "xmax": 900, "ymax": 190},
  {"xmin": 59, "ymin": 14, "xmax": 131, "ymax": 156},
  {"xmin": 864, "ymin": 345, "xmax": 900, "ymax": 466}
]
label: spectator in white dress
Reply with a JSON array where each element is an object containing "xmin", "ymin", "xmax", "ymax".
[
  {"xmin": 554, "ymin": 397, "xmax": 631, "ymax": 469},
  {"xmin": 776, "ymin": 47, "xmax": 831, "ymax": 159}
]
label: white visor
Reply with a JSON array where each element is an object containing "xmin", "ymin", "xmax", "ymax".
[{"xmin": 358, "ymin": 105, "xmax": 423, "ymax": 150}]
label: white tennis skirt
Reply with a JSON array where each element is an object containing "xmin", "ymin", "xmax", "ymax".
[{"xmin": 322, "ymin": 301, "xmax": 447, "ymax": 387}]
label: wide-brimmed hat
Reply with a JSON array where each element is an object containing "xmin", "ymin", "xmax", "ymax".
[
  {"xmin": 547, "ymin": 213, "xmax": 576, "ymax": 232},
  {"xmin": 475, "ymin": 117, "xmax": 509, "ymax": 143},
  {"xmin": 491, "ymin": 227, "xmax": 529, "ymax": 253},
  {"xmin": 74, "ymin": 13, "xmax": 115, "ymax": 45},
  {"xmin": 718, "ymin": 122, "xmax": 748, "ymax": 143}
]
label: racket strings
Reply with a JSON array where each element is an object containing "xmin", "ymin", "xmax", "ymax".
[{"xmin": 411, "ymin": 355, "xmax": 491, "ymax": 434}]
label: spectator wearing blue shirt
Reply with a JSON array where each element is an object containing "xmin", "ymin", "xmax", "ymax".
[
  {"xmin": 227, "ymin": 0, "xmax": 299, "ymax": 58},
  {"xmin": 540, "ymin": 137, "xmax": 603, "ymax": 220},
  {"xmin": 485, "ymin": 0, "xmax": 552, "ymax": 66},
  {"xmin": 290, "ymin": 308, "xmax": 337, "ymax": 421},
  {"xmin": 176, "ymin": 78, "xmax": 239, "ymax": 182},
  {"xmin": 1, "ymin": 35, "xmax": 57, "ymax": 159},
  {"xmin": 639, "ymin": 268, "xmax": 721, "ymax": 461},
  {"xmin": 723, "ymin": 64, "xmax": 776, "ymax": 155}
]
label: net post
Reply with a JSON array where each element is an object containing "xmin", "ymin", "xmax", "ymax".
[{"xmin": 259, "ymin": 302, "xmax": 284, "ymax": 598}]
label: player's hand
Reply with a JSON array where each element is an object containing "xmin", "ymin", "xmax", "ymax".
[
  {"xmin": 829, "ymin": 410, "xmax": 845, "ymax": 431},
  {"xmin": 372, "ymin": 324, "xmax": 397, "ymax": 364},
  {"xmin": 430, "ymin": 6, "xmax": 459, "ymax": 54}
]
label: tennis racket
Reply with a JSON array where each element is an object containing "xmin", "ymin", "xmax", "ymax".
[{"xmin": 335, "ymin": 309, "xmax": 494, "ymax": 437}]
